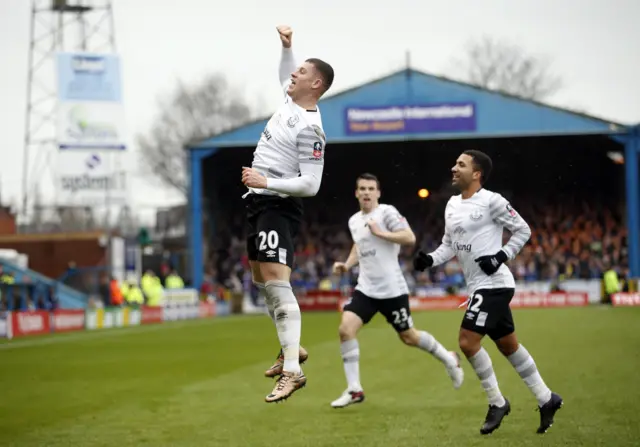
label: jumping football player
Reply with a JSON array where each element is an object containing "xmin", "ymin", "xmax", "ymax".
[{"xmin": 241, "ymin": 25, "xmax": 334, "ymax": 403}]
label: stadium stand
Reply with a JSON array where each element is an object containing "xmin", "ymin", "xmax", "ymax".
[{"xmin": 202, "ymin": 194, "xmax": 629, "ymax": 301}]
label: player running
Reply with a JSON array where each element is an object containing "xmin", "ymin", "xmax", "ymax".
[
  {"xmin": 330, "ymin": 173, "xmax": 464, "ymax": 408},
  {"xmin": 241, "ymin": 25, "xmax": 334, "ymax": 403},
  {"xmin": 413, "ymin": 150, "xmax": 563, "ymax": 434}
]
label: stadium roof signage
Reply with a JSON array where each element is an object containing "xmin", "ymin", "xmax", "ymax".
[{"xmin": 190, "ymin": 68, "xmax": 627, "ymax": 150}]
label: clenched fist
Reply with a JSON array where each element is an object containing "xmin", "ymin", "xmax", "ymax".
[
  {"xmin": 276, "ymin": 25, "xmax": 292, "ymax": 48},
  {"xmin": 242, "ymin": 167, "xmax": 267, "ymax": 189},
  {"xmin": 332, "ymin": 262, "xmax": 348, "ymax": 275}
]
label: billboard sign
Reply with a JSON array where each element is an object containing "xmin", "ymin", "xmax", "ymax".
[
  {"xmin": 56, "ymin": 52, "xmax": 127, "ymax": 150},
  {"xmin": 55, "ymin": 52, "xmax": 128, "ymax": 206},
  {"xmin": 0, "ymin": 311, "xmax": 11, "ymax": 339},
  {"xmin": 55, "ymin": 149, "xmax": 128, "ymax": 205},
  {"xmin": 345, "ymin": 103, "xmax": 476, "ymax": 136}
]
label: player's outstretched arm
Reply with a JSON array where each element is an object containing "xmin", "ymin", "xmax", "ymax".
[
  {"xmin": 490, "ymin": 194, "xmax": 532, "ymax": 260},
  {"xmin": 277, "ymin": 25, "xmax": 297, "ymax": 86},
  {"xmin": 343, "ymin": 244, "xmax": 359, "ymax": 270}
]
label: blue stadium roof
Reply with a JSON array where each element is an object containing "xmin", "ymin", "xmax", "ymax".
[{"xmin": 190, "ymin": 68, "xmax": 628, "ymax": 150}]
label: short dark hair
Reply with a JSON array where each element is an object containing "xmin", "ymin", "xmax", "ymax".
[
  {"xmin": 356, "ymin": 173, "xmax": 380, "ymax": 190},
  {"xmin": 462, "ymin": 150, "xmax": 493, "ymax": 185},
  {"xmin": 306, "ymin": 58, "xmax": 334, "ymax": 94}
]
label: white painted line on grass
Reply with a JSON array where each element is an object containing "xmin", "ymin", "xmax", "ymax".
[{"xmin": 0, "ymin": 314, "xmax": 261, "ymax": 351}]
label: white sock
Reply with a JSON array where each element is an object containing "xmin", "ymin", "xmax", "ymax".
[
  {"xmin": 417, "ymin": 331, "xmax": 457, "ymax": 367},
  {"xmin": 265, "ymin": 280, "xmax": 301, "ymax": 374},
  {"xmin": 253, "ymin": 281, "xmax": 275, "ymax": 324},
  {"xmin": 340, "ymin": 339, "xmax": 362, "ymax": 391},
  {"xmin": 468, "ymin": 348, "xmax": 506, "ymax": 407},
  {"xmin": 507, "ymin": 344, "xmax": 552, "ymax": 407}
]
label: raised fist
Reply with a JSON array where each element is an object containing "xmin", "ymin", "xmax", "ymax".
[{"xmin": 276, "ymin": 25, "xmax": 292, "ymax": 48}]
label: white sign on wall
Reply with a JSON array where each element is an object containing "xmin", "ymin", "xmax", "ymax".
[
  {"xmin": 56, "ymin": 101, "xmax": 128, "ymax": 151},
  {"xmin": 55, "ymin": 52, "xmax": 129, "ymax": 206},
  {"xmin": 56, "ymin": 149, "xmax": 128, "ymax": 205}
]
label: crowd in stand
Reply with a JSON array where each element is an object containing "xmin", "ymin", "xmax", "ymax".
[
  {"xmin": 1, "ymin": 196, "xmax": 627, "ymax": 307},
  {"xmin": 202, "ymin": 195, "xmax": 630, "ymax": 299},
  {"xmin": 0, "ymin": 264, "xmax": 188, "ymax": 312},
  {"xmin": 0, "ymin": 265, "xmax": 59, "ymax": 311}
]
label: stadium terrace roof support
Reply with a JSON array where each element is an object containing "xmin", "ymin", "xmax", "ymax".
[
  {"xmin": 622, "ymin": 125, "xmax": 640, "ymax": 279},
  {"xmin": 186, "ymin": 68, "xmax": 638, "ymax": 289}
]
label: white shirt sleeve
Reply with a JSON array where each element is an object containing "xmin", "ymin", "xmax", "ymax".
[
  {"xmin": 489, "ymin": 193, "xmax": 532, "ymax": 260},
  {"xmin": 429, "ymin": 229, "xmax": 455, "ymax": 267},
  {"xmin": 429, "ymin": 201, "xmax": 455, "ymax": 266},
  {"xmin": 381, "ymin": 205, "xmax": 410, "ymax": 231},
  {"xmin": 279, "ymin": 47, "xmax": 297, "ymax": 89},
  {"xmin": 265, "ymin": 124, "xmax": 325, "ymax": 197}
]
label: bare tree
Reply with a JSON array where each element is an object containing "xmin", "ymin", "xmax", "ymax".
[
  {"xmin": 451, "ymin": 36, "xmax": 563, "ymax": 101},
  {"xmin": 137, "ymin": 73, "xmax": 258, "ymax": 196}
]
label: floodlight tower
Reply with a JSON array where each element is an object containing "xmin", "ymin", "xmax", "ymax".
[{"xmin": 20, "ymin": 0, "xmax": 117, "ymax": 226}]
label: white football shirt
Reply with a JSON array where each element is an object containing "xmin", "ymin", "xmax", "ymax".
[
  {"xmin": 247, "ymin": 48, "xmax": 326, "ymax": 198},
  {"xmin": 349, "ymin": 204, "xmax": 410, "ymax": 299},
  {"xmin": 429, "ymin": 188, "xmax": 531, "ymax": 294}
]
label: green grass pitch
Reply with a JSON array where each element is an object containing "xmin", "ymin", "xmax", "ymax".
[{"xmin": 1, "ymin": 306, "xmax": 639, "ymax": 446}]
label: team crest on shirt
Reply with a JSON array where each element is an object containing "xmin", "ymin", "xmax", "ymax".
[
  {"xmin": 313, "ymin": 141, "xmax": 323, "ymax": 159},
  {"xmin": 453, "ymin": 226, "xmax": 466, "ymax": 236},
  {"xmin": 469, "ymin": 209, "xmax": 483, "ymax": 221},
  {"xmin": 287, "ymin": 115, "xmax": 299, "ymax": 128}
]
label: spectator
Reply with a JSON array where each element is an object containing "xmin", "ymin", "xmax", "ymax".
[{"xmin": 206, "ymin": 194, "xmax": 628, "ymax": 296}]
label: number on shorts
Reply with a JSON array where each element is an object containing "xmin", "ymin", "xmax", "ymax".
[
  {"xmin": 392, "ymin": 307, "xmax": 409, "ymax": 325},
  {"xmin": 468, "ymin": 293, "xmax": 484, "ymax": 313},
  {"xmin": 257, "ymin": 230, "xmax": 279, "ymax": 251}
]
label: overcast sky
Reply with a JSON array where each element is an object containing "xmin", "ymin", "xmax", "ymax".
[{"xmin": 0, "ymin": 0, "xmax": 638, "ymax": 223}]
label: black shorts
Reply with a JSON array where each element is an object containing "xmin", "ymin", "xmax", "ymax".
[
  {"xmin": 245, "ymin": 193, "xmax": 303, "ymax": 268},
  {"xmin": 460, "ymin": 288, "xmax": 515, "ymax": 340},
  {"xmin": 343, "ymin": 289, "xmax": 413, "ymax": 333}
]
